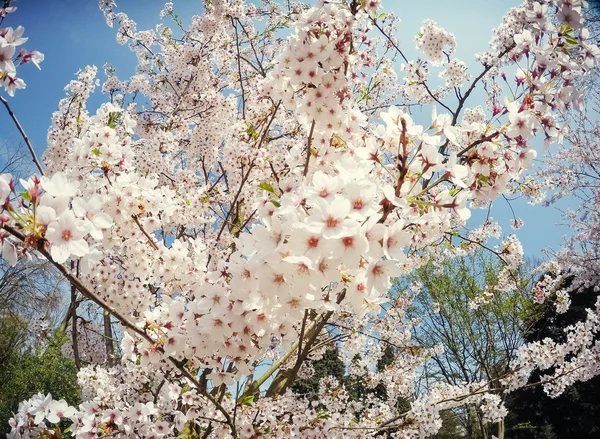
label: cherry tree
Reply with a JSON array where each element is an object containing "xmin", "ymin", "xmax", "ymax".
[
  {"xmin": 534, "ymin": 114, "xmax": 600, "ymax": 293},
  {"xmin": 1, "ymin": 0, "xmax": 599, "ymax": 438}
]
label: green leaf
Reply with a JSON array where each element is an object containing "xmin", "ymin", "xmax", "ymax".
[
  {"xmin": 258, "ymin": 183, "xmax": 275, "ymax": 194},
  {"xmin": 566, "ymin": 36, "xmax": 578, "ymax": 46},
  {"xmin": 270, "ymin": 200, "xmax": 281, "ymax": 208},
  {"xmin": 19, "ymin": 191, "xmax": 31, "ymax": 202},
  {"xmin": 106, "ymin": 112, "xmax": 119, "ymax": 129},
  {"xmin": 317, "ymin": 410, "xmax": 330, "ymax": 420},
  {"xmin": 241, "ymin": 395, "xmax": 254, "ymax": 406},
  {"xmin": 246, "ymin": 124, "xmax": 259, "ymax": 140}
]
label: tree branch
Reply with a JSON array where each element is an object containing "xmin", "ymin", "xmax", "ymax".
[{"xmin": 0, "ymin": 95, "xmax": 45, "ymax": 175}]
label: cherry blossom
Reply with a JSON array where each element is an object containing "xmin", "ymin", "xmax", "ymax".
[{"xmin": 45, "ymin": 211, "xmax": 90, "ymax": 264}]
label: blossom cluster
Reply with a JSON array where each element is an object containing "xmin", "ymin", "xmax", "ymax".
[
  {"xmin": 0, "ymin": 7, "xmax": 43, "ymax": 96},
  {"xmin": 415, "ymin": 20, "xmax": 456, "ymax": 67},
  {"xmin": 9, "ymin": 393, "xmax": 75, "ymax": 439}
]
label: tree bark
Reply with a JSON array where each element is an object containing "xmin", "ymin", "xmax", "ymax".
[
  {"xmin": 497, "ymin": 419, "xmax": 505, "ymax": 439},
  {"xmin": 103, "ymin": 310, "xmax": 114, "ymax": 366}
]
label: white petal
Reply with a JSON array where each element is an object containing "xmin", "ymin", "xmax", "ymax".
[
  {"xmin": 92, "ymin": 213, "xmax": 112, "ymax": 229},
  {"xmin": 68, "ymin": 239, "xmax": 89, "ymax": 257},
  {"xmin": 71, "ymin": 197, "xmax": 86, "ymax": 217},
  {"xmin": 50, "ymin": 243, "xmax": 70, "ymax": 264}
]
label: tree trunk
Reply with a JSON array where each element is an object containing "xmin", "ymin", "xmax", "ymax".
[
  {"xmin": 497, "ymin": 419, "xmax": 505, "ymax": 439},
  {"xmin": 103, "ymin": 310, "xmax": 114, "ymax": 366}
]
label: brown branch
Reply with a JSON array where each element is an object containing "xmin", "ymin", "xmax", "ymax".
[
  {"xmin": 215, "ymin": 101, "xmax": 280, "ymax": 245},
  {"xmin": 438, "ymin": 45, "xmax": 514, "ymax": 158},
  {"xmin": 457, "ymin": 131, "xmax": 501, "ymax": 158},
  {"xmin": 297, "ymin": 310, "xmax": 309, "ymax": 365},
  {"xmin": 132, "ymin": 214, "xmax": 159, "ymax": 250},
  {"xmin": 452, "ymin": 45, "xmax": 513, "ymax": 126},
  {"xmin": 103, "ymin": 309, "xmax": 115, "ymax": 366},
  {"xmin": 303, "ymin": 120, "xmax": 316, "ymax": 177},
  {"xmin": 448, "ymin": 232, "xmax": 509, "ymax": 266},
  {"xmin": 379, "ymin": 120, "xmax": 408, "ymax": 224},
  {"xmin": 0, "ymin": 95, "xmax": 45, "ymax": 175},
  {"xmin": 370, "ymin": 18, "xmax": 408, "ymax": 63},
  {"xmin": 420, "ymin": 81, "xmax": 453, "ymax": 114},
  {"xmin": 70, "ymin": 261, "xmax": 81, "ymax": 369},
  {"xmin": 235, "ymin": 18, "xmax": 267, "ymax": 77},
  {"xmin": 214, "ymin": 164, "xmax": 254, "ymax": 244},
  {"xmin": 231, "ymin": 17, "xmax": 246, "ymax": 120},
  {"xmin": 362, "ymin": 355, "xmax": 587, "ymax": 433},
  {"xmin": 265, "ymin": 289, "xmax": 347, "ymax": 397}
]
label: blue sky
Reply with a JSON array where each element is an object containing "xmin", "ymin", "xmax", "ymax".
[{"xmin": 0, "ymin": 0, "xmax": 576, "ymax": 259}]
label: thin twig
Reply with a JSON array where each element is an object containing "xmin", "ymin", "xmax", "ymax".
[
  {"xmin": 132, "ymin": 214, "xmax": 159, "ymax": 250},
  {"xmin": 0, "ymin": 95, "xmax": 45, "ymax": 175},
  {"xmin": 457, "ymin": 131, "xmax": 501, "ymax": 157},
  {"xmin": 370, "ymin": 18, "xmax": 408, "ymax": 63},
  {"xmin": 420, "ymin": 81, "xmax": 453, "ymax": 114},
  {"xmin": 303, "ymin": 120, "xmax": 316, "ymax": 177},
  {"xmin": 231, "ymin": 17, "xmax": 246, "ymax": 120}
]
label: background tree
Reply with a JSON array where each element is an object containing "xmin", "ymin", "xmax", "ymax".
[
  {"xmin": 0, "ymin": 142, "xmax": 78, "ymax": 435},
  {"xmin": 505, "ymin": 276, "xmax": 600, "ymax": 439},
  {"xmin": 0, "ymin": 256, "xmax": 80, "ymax": 434},
  {"xmin": 395, "ymin": 251, "xmax": 538, "ymax": 439},
  {"xmin": 0, "ymin": 330, "xmax": 80, "ymax": 434},
  {"xmin": 290, "ymin": 344, "xmax": 417, "ymax": 438}
]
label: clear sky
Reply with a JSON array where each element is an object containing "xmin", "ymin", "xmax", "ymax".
[{"xmin": 0, "ymin": 0, "xmax": 577, "ymax": 260}]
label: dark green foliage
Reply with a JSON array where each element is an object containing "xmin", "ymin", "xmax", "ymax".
[
  {"xmin": 290, "ymin": 348, "xmax": 346, "ymax": 398},
  {"xmin": 505, "ymin": 278, "xmax": 600, "ymax": 439},
  {"xmin": 0, "ymin": 254, "xmax": 75, "ymax": 434},
  {"xmin": 0, "ymin": 314, "xmax": 28, "ymax": 367},
  {"xmin": 376, "ymin": 344, "xmax": 395, "ymax": 372},
  {"xmin": 0, "ymin": 330, "xmax": 80, "ymax": 433},
  {"xmin": 289, "ymin": 344, "xmax": 414, "ymax": 439}
]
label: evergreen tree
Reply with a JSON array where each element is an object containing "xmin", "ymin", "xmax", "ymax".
[{"xmin": 505, "ymin": 277, "xmax": 600, "ymax": 439}]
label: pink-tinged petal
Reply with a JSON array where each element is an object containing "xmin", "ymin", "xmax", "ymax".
[
  {"xmin": 46, "ymin": 412, "xmax": 60, "ymax": 424},
  {"xmin": 2, "ymin": 240, "xmax": 17, "ymax": 266}
]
